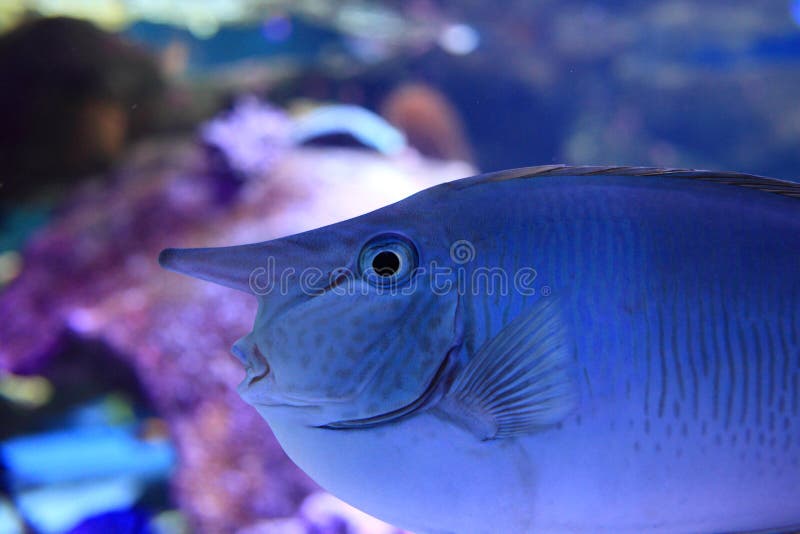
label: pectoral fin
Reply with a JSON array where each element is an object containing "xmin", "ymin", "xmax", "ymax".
[{"xmin": 441, "ymin": 297, "xmax": 577, "ymax": 440}]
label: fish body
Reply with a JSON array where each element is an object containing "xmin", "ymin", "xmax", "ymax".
[{"xmin": 160, "ymin": 166, "xmax": 800, "ymax": 533}]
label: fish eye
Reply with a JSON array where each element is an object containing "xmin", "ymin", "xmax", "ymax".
[
  {"xmin": 372, "ymin": 250, "xmax": 401, "ymax": 277},
  {"xmin": 358, "ymin": 233, "xmax": 418, "ymax": 287}
]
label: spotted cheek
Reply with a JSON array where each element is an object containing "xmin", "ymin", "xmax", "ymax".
[
  {"xmin": 259, "ymin": 322, "xmax": 377, "ymax": 400},
  {"xmin": 311, "ymin": 332, "xmax": 383, "ymax": 397}
]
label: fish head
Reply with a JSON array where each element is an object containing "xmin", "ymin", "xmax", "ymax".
[{"xmin": 159, "ymin": 204, "xmax": 462, "ymax": 427}]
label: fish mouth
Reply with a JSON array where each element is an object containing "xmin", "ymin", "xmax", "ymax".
[
  {"xmin": 245, "ymin": 346, "xmax": 270, "ymax": 385},
  {"xmin": 232, "ymin": 338, "xmax": 271, "ymax": 386},
  {"xmin": 245, "ymin": 363, "xmax": 270, "ymax": 385}
]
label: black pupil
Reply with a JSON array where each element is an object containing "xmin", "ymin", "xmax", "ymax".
[{"xmin": 372, "ymin": 251, "xmax": 400, "ymax": 277}]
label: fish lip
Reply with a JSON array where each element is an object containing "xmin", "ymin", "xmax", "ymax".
[
  {"xmin": 245, "ymin": 357, "xmax": 270, "ymax": 385},
  {"xmin": 236, "ymin": 376, "xmax": 275, "ymax": 400},
  {"xmin": 233, "ymin": 338, "xmax": 271, "ymax": 385},
  {"xmin": 246, "ymin": 368, "xmax": 269, "ymax": 385}
]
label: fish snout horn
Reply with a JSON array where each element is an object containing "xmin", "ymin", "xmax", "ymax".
[{"xmin": 158, "ymin": 244, "xmax": 270, "ymax": 294}]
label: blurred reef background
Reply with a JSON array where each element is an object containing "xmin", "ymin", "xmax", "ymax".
[{"xmin": 0, "ymin": 1, "xmax": 799, "ymax": 533}]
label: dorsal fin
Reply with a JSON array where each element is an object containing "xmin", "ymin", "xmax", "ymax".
[{"xmin": 450, "ymin": 165, "xmax": 800, "ymax": 199}]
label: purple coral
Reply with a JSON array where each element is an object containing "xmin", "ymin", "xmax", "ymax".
[{"xmin": 200, "ymin": 96, "xmax": 292, "ymax": 180}]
